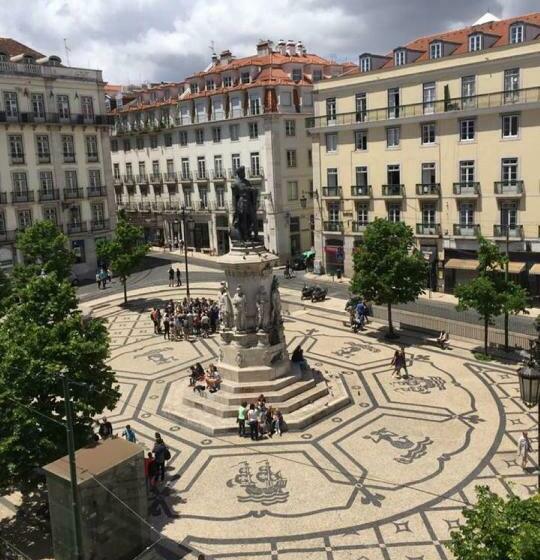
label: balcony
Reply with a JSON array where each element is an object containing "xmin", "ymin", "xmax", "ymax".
[
  {"xmin": 87, "ymin": 186, "xmax": 107, "ymax": 198},
  {"xmin": 211, "ymin": 170, "xmax": 226, "ymax": 183},
  {"xmin": 149, "ymin": 173, "xmax": 163, "ymax": 184},
  {"xmin": 248, "ymin": 167, "xmax": 264, "ymax": 180},
  {"xmin": 113, "ymin": 177, "xmax": 123, "ymax": 187},
  {"xmin": 64, "ymin": 188, "xmax": 85, "ymax": 200},
  {"xmin": 214, "ymin": 201, "xmax": 230, "ymax": 212},
  {"xmin": 0, "ymin": 229, "xmax": 17, "ymax": 243},
  {"xmin": 179, "ymin": 172, "xmax": 193, "ymax": 184},
  {"xmin": 66, "ymin": 222, "xmax": 87, "ymax": 234},
  {"xmin": 87, "ymin": 153, "xmax": 99, "ymax": 163},
  {"xmin": 351, "ymin": 185, "xmax": 371, "ymax": 198},
  {"xmin": 0, "ymin": 192, "xmax": 6, "ymax": 204},
  {"xmin": 90, "ymin": 219, "xmax": 110, "ymax": 231},
  {"xmin": 0, "ymin": 108, "xmax": 113, "ymax": 126},
  {"xmin": 137, "ymin": 174, "xmax": 149, "ymax": 185},
  {"xmin": 453, "ymin": 224, "xmax": 481, "ymax": 237},
  {"xmin": 323, "ymin": 221, "xmax": 343, "ymax": 233},
  {"xmin": 494, "ymin": 180, "xmax": 524, "ymax": 198},
  {"xmin": 493, "ymin": 224, "xmax": 524, "ymax": 239},
  {"xmin": 416, "ymin": 223, "xmax": 441, "ymax": 236},
  {"xmin": 453, "ymin": 182, "xmax": 480, "ymax": 197},
  {"xmin": 38, "ymin": 189, "xmax": 60, "ymax": 202},
  {"xmin": 382, "ymin": 184, "xmax": 404, "ymax": 198},
  {"xmin": 307, "ymin": 86, "xmax": 540, "ymax": 130},
  {"xmin": 164, "ymin": 172, "xmax": 177, "ymax": 183},
  {"xmin": 123, "ymin": 175, "xmax": 135, "ymax": 186},
  {"xmin": 195, "ymin": 171, "xmax": 209, "ymax": 183},
  {"xmin": 10, "ymin": 191, "xmax": 34, "ymax": 203},
  {"xmin": 416, "ymin": 183, "xmax": 440, "ymax": 198},
  {"xmin": 37, "ymin": 153, "xmax": 51, "ymax": 164},
  {"xmin": 321, "ymin": 186, "xmax": 342, "ymax": 198},
  {"xmin": 10, "ymin": 155, "xmax": 25, "ymax": 165},
  {"xmin": 63, "ymin": 153, "xmax": 76, "ymax": 164},
  {"xmin": 352, "ymin": 221, "xmax": 370, "ymax": 234},
  {"xmin": 193, "ymin": 200, "xmax": 211, "ymax": 212}
]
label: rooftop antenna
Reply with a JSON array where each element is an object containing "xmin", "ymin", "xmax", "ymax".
[
  {"xmin": 63, "ymin": 38, "xmax": 71, "ymax": 66},
  {"xmin": 209, "ymin": 40, "xmax": 216, "ymax": 55}
]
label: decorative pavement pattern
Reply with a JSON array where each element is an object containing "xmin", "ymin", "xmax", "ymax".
[{"xmin": 84, "ymin": 285, "xmax": 538, "ymax": 560}]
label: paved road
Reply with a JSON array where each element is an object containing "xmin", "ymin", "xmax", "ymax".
[{"xmin": 77, "ymin": 254, "xmax": 538, "ymax": 336}]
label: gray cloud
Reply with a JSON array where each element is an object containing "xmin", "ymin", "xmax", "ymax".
[{"xmin": 0, "ymin": 0, "xmax": 536, "ymax": 84}]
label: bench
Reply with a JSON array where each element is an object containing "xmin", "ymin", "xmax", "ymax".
[
  {"xmin": 201, "ymin": 248, "xmax": 214, "ymax": 255},
  {"xmin": 400, "ymin": 323, "xmax": 450, "ymax": 349}
]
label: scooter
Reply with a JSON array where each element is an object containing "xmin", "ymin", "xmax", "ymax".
[
  {"xmin": 301, "ymin": 285, "xmax": 315, "ymax": 300},
  {"xmin": 311, "ymin": 286, "xmax": 328, "ymax": 302}
]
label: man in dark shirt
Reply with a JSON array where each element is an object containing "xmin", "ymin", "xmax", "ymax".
[
  {"xmin": 152, "ymin": 436, "xmax": 168, "ymax": 482},
  {"xmin": 98, "ymin": 417, "xmax": 113, "ymax": 440}
]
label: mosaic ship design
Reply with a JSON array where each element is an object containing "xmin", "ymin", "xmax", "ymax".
[{"xmin": 227, "ymin": 460, "xmax": 289, "ymax": 505}]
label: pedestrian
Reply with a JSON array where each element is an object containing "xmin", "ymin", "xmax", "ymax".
[
  {"xmin": 247, "ymin": 403, "xmax": 258, "ymax": 441},
  {"xmin": 399, "ymin": 347, "xmax": 409, "ymax": 378},
  {"xmin": 163, "ymin": 314, "xmax": 171, "ymax": 340},
  {"xmin": 99, "ymin": 268, "xmax": 107, "ymax": 289},
  {"xmin": 237, "ymin": 401, "xmax": 247, "ymax": 437},
  {"xmin": 150, "ymin": 308, "xmax": 159, "ymax": 334},
  {"xmin": 107, "ymin": 267, "xmax": 113, "ymax": 284},
  {"xmin": 176, "ymin": 267, "xmax": 182, "ymax": 287},
  {"xmin": 144, "ymin": 452, "xmax": 157, "ymax": 492},
  {"xmin": 122, "ymin": 424, "xmax": 137, "ymax": 443},
  {"xmin": 152, "ymin": 436, "xmax": 169, "ymax": 483},
  {"xmin": 95, "ymin": 270, "xmax": 102, "ymax": 290},
  {"xmin": 98, "ymin": 417, "xmax": 113, "ymax": 440},
  {"xmin": 391, "ymin": 350, "xmax": 403, "ymax": 379},
  {"xmin": 517, "ymin": 431, "xmax": 533, "ymax": 470},
  {"xmin": 168, "ymin": 266, "xmax": 175, "ymax": 287}
]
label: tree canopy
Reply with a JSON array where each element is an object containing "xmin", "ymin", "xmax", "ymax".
[{"xmin": 350, "ymin": 218, "xmax": 427, "ymax": 336}]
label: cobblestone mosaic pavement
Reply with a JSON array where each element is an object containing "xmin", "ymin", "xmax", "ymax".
[{"xmin": 83, "ymin": 284, "xmax": 538, "ymax": 560}]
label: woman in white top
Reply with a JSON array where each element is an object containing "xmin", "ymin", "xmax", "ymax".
[
  {"xmin": 247, "ymin": 404, "xmax": 259, "ymax": 441},
  {"xmin": 517, "ymin": 431, "xmax": 532, "ymax": 470}
]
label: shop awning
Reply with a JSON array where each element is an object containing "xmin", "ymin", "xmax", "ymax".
[
  {"xmin": 445, "ymin": 259, "xmax": 479, "ymax": 271},
  {"xmin": 302, "ymin": 250, "xmax": 316, "ymax": 259},
  {"xmin": 529, "ymin": 263, "xmax": 540, "ymax": 276},
  {"xmin": 494, "ymin": 262, "xmax": 526, "ymax": 274}
]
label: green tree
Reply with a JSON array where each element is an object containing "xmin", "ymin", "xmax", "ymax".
[
  {"xmin": 350, "ymin": 218, "xmax": 428, "ymax": 337},
  {"xmin": 448, "ymin": 486, "xmax": 540, "ymax": 560},
  {"xmin": 97, "ymin": 212, "xmax": 149, "ymax": 304},
  {"xmin": 0, "ymin": 273, "xmax": 119, "ymax": 492},
  {"xmin": 15, "ymin": 220, "xmax": 74, "ymax": 278}
]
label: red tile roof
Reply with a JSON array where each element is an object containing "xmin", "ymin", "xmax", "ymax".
[{"xmin": 0, "ymin": 37, "xmax": 45, "ymax": 59}]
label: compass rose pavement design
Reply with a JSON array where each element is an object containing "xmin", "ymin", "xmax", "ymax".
[{"xmin": 83, "ymin": 285, "xmax": 538, "ymax": 560}]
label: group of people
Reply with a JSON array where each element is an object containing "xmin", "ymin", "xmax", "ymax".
[
  {"xmin": 189, "ymin": 362, "xmax": 222, "ymax": 392},
  {"xmin": 144, "ymin": 432, "xmax": 172, "ymax": 489},
  {"xmin": 150, "ymin": 297, "xmax": 219, "ymax": 341},
  {"xmin": 237, "ymin": 395, "xmax": 285, "ymax": 440},
  {"xmin": 167, "ymin": 266, "xmax": 183, "ymax": 288},
  {"xmin": 95, "ymin": 267, "xmax": 112, "ymax": 290},
  {"xmin": 390, "ymin": 348, "xmax": 409, "ymax": 379}
]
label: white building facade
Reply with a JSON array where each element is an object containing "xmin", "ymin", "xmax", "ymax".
[
  {"xmin": 0, "ymin": 39, "xmax": 115, "ymax": 276},
  {"xmin": 111, "ymin": 41, "xmax": 351, "ymax": 258}
]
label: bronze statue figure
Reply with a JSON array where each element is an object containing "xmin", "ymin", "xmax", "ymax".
[{"xmin": 231, "ymin": 166, "xmax": 259, "ymax": 243}]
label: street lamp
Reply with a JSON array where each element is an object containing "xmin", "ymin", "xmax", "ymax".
[{"xmin": 179, "ymin": 206, "xmax": 194, "ymax": 299}]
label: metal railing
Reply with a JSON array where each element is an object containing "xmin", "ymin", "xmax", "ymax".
[
  {"xmin": 248, "ymin": 167, "xmax": 264, "ymax": 179},
  {"xmin": 382, "ymin": 184, "xmax": 404, "ymax": 196},
  {"xmin": 352, "ymin": 221, "xmax": 370, "ymax": 232},
  {"xmin": 416, "ymin": 223, "xmax": 441, "ymax": 235},
  {"xmin": 87, "ymin": 186, "xmax": 107, "ymax": 197},
  {"xmin": 0, "ymin": 110, "xmax": 113, "ymax": 125},
  {"xmin": 416, "ymin": 183, "xmax": 440, "ymax": 196},
  {"xmin": 164, "ymin": 172, "xmax": 177, "ymax": 183},
  {"xmin": 453, "ymin": 182, "xmax": 480, "ymax": 195},
  {"xmin": 38, "ymin": 189, "xmax": 60, "ymax": 201},
  {"xmin": 0, "ymin": 229, "xmax": 17, "ymax": 242},
  {"xmin": 10, "ymin": 191, "xmax": 34, "ymax": 203},
  {"xmin": 123, "ymin": 175, "xmax": 136, "ymax": 185},
  {"xmin": 351, "ymin": 185, "xmax": 371, "ymax": 197},
  {"xmin": 179, "ymin": 172, "xmax": 192, "ymax": 182},
  {"xmin": 63, "ymin": 188, "xmax": 85, "ymax": 199},
  {"xmin": 211, "ymin": 170, "xmax": 226, "ymax": 181},
  {"xmin": 321, "ymin": 186, "xmax": 342, "ymax": 197},
  {"xmin": 453, "ymin": 224, "xmax": 481, "ymax": 236},
  {"xmin": 113, "ymin": 177, "xmax": 123, "ymax": 186},
  {"xmin": 0, "ymin": 192, "xmax": 7, "ymax": 204},
  {"xmin": 195, "ymin": 171, "xmax": 208, "ymax": 181},
  {"xmin": 308, "ymin": 86, "xmax": 540, "ymax": 129},
  {"xmin": 493, "ymin": 224, "xmax": 524, "ymax": 238},
  {"xmin": 322, "ymin": 221, "xmax": 343, "ymax": 232},
  {"xmin": 66, "ymin": 222, "xmax": 87, "ymax": 234},
  {"xmin": 149, "ymin": 173, "xmax": 163, "ymax": 183},
  {"xmin": 90, "ymin": 219, "xmax": 110, "ymax": 231},
  {"xmin": 494, "ymin": 180, "xmax": 524, "ymax": 195}
]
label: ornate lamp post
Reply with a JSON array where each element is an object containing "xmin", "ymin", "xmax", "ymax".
[{"xmin": 178, "ymin": 206, "xmax": 194, "ymax": 299}]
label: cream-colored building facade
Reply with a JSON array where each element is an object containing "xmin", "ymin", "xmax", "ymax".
[
  {"xmin": 0, "ymin": 39, "xmax": 115, "ymax": 277},
  {"xmin": 310, "ymin": 13, "xmax": 540, "ymax": 296}
]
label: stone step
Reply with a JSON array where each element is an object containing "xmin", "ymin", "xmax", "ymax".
[{"xmin": 220, "ymin": 371, "xmax": 302, "ymax": 394}]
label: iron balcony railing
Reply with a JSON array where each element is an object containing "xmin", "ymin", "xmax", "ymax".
[
  {"xmin": 113, "ymin": 177, "xmax": 123, "ymax": 186},
  {"xmin": 149, "ymin": 173, "xmax": 163, "ymax": 183},
  {"xmin": 0, "ymin": 192, "xmax": 7, "ymax": 204},
  {"xmin": 248, "ymin": 167, "xmax": 264, "ymax": 179},
  {"xmin": 136, "ymin": 174, "xmax": 149, "ymax": 185},
  {"xmin": 453, "ymin": 224, "xmax": 481, "ymax": 236},
  {"xmin": 493, "ymin": 224, "xmax": 524, "ymax": 238},
  {"xmin": 195, "ymin": 171, "xmax": 208, "ymax": 181},
  {"xmin": 382, "ymin": 184, "xmax": 404, "ymax": 197},
  {"xmin": 323, "ymin": 221, "xmax": 343, "ymax": 232},
  {"xmin": 351, "ymin": 185, "xmax": 371, "ymax": 197},
  {"xmin": 453, "ymin": 182, "xmax": 480, "ymax": 195},
  {"xmin": 352, "ymin": 221, "xmax": 370, "ymax": 232},
  {"xmin": 10, "ymin": 191, "xmax": 34, "ymax": 203},
  {"xmin": 66, "ymin": 222, "xmax": 87, "ymax": 234},
  {"xmin": 164, "ymin": 172, "xmax": 177, "ymax": 183},
  {"xmin": 0, "ymin": 229, "xmax": 17, "ymax": 242},
  {"xmin": 123, "ymin": 175, "xmax": 135, "ymax": 185},
  {"xmin": 63, "ymin": 188, "xmax": 85, "ymax": 200},
  {"xmin": 91, "ymin": 219, "xmax": 110, "ymax": 231},
  {"xmin": 416, "ymin": 183, "xmax": 440, "ymax": 196},
  {"xmin": 321, "ymin": 186, "xmax": 342, "ymax": 197},
  {"xmin": 308, "ymin": 86, "xmax": 540, "ymax": 129},
  {"xmin": 416, "ymin": 223, "xmax": 441, "ymax": 235},
  {"xmin": 37, "ymin": 153, "xmax": 51, "ymax": 164},
  {"xmin": 0, "ymin": 111, "xmax": 113, "ymax": 126},
  {"xmin": 494, "ymin": 180, "xmax": 524, "ymax": 195},
  {"xmin": 211, "ymin": 170, "xmax": 226, "ymax": 181},
  {"xmin": 87, "ymin": 186, "xmax": 107, "ymax": 197},
  {"xmin": 179, "ymin": 171, "xmax": 192, "ymax": 182},
  {"xmin": 38, "ymin": 189, "xmax": 60, "ymax": 202}
]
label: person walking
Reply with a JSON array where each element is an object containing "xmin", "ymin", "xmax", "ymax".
[
  {"xmin": 517, "ymin": 431, "xmax": 533, "ymax": 470},
  {"xmin": 399, "ymin": 347, "xmax": 409, "ymax": 379},
  {"xmin": 163, "ymin": 314, "xmax": 171, "ymax": 340},
  {"xmin": 98, "ymin": 417, "xmax": 113, "ymax": 439},
  {"xmin": 247, "ymin": 403, "xmax": 258, "ymax": 441},
  {"xmin": 168, "ymin": 266, "xmax": 175, "ymax": 287},
  {"xmin": 144, "ymin": 452, "xmax": 157, "ymax": 492},
  {"xmin": 152, "ymin": 436, "xmax": 169, "ymax": 483},
  {"xmin": 99, "ymin": 268, "xmax": 108, "ymax": 289},
  {"xmin": 237, "ymin": 401, "xmax": 247, "ymax": 437},
  {"xmin": 107, "ymin": 267, "xmax": 113, "ymax": 285},
  {"xmin": 122, "ymin": 424, "xmax": 137, "ymax": 443},
  {"xmin": 95, "ymin": 270, "xmax": 101, "ymax": 290},
  {"xmin": 391, "ymin": 350, "xmax": 404, "ymax": 379},
  {"xmin": 176, "ymin": 267, "xmax": 182, "ymax": 287}
]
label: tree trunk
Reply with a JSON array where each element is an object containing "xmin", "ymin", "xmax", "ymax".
[
  {"xmin": 123, "ymin": 279, "xmax": 127, "ymax": 304},
  {"xmin": 484, "ymin": 316, "xmax": 489, "ymax": 355},
  {"xmin": 387, "ymin": 302, "xmax": 394, "ymax": 337}
]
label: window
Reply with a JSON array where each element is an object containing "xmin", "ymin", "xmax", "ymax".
[
  {"xmin": 312, "ymin": 69, "xmax": 322, "ymax": 82},
  {"xmin": 212, "ymin": 127, "xmax": 222, "ymax": 143},
  {"xmin": 206, "ymin": 80, "xmax": 215, "ymax": 91},
  {"xmin": 164, "ymin": 133, "xmax": 172, "ymax": 147},
  {"xmin": 65, "ymin": 170, "xmax": 78, "ymax": 191},
  {"xmin": 146, "ymin": 135, "xmax": 156, "ymax": 149},
  {"xmin": 459, "ymin": 160, "xmax": 475, "ymax": 183},
  {"xmin": 248, "ymin": 122, "xmax": 259, "ymax": 139},
  {"xmin": 111, "ymin": 139, "xmax": 118, "ymax": 152},
  {"xmin": 459, "ymin": 119, "xmax": 475, "ymax": 141},
  {"xmin": 430, "ymin": 42, "xmax": 442, "ymax": 60},
  {"xmin": 223, "ymin": 76, "xmax": 233, "ymax": 87},
  {"xmin": 91, "ymin": 202, "xmax": 105, "ymax": 223},
  {"xmin": 291, "ymin": 67, "xmax": 302, "ymax": 82},
  {"xmin": 17, "ymin": 209, "xmax": 32, "ymax": 230},
  {"xmin": 62, "ymin": 135, "xmax": 75, "ymax": 162},
  {"xmin": 216, "ymin": 187, "xmax": 225, "ymax": 207},
  {"xmin": 287, "ymin": 181, "xmax": 298, "ymax": 201},
  {"xmin": 152, "ymin": 160, "xmax": 160, "ymax": 176},
  {"xmin": 43, "ymin": 206, "xmax": 58, "ymax": 224},
  {"xmin": 113, "ymin": 163, "xmax": 120, "ymax": 179},
  {"xmin": 285, "ymin": 120, "xmax": 296, "ymax": 136},
  {"xmin": 89, "ymin": 169, "xmax": 101, "ymax": 188},
  {"xmin": 31, "ymin": 93, "xmax": 45, "ymax": 118},
  {"xmin": 85, "ymin": 135, "xmax": 98, "ymax": 162},
  {"xmin": 199, "ymin": 187, "xmax": 208, "ymax": 208},
  {"xmin": 422, "ymin": 203, "xmax": 436, "ymax": 225},
  {"xmin": 0, "ymin": 212, "xmax": 5, "ymax": 234},
  {"xmin": 250, "ymin": 152, "xmax": 260, "ymax": 176},
  {"xmin": 36, "ymin": 135, "xmax": 50, "ymax": 162},
  {"xmin": 461, "ymin": 76, "xmax": 476, "ymax": 107},
  {"xmin": 421, "ymin": 122, "xmax": 436, "ymax": 145},
  {"xmin": 183, "ymin": 187, "xmax": 192, "ymax": 207},
  {"xmin": 504, "ymin": 68, "xmax": 520, "ymax": 102},
  {"xmin": 229, "ymin": 124, "xmax": 239, "ymax": 141},
  {"xmin": 459, "ymin": 202, "xmax": 475, "ymax": 226},
  {"xmin": 68, "ymin": 206, "xmax": 82, "ymax": 226},
  {"xmin": 386, "ymin": 127, "xmax": 400, "ymax": 148},
  {"xmin": 387, "ymin": 164, "xmax": 401, "ymax": 185},
  {"xmin": 71, "ymin": 240, "xmax": 86, "ymax": 264},
  {"xmin": 4, "ymin": 92, "xmax": 18, "ymax": 118},
  {"xmin": 355, "ymin": 92, "xmax": 367, "ymax": 122},
  {"xmin": 325, "ymin": 133, "xmax": 337, "ymax": 153},
  {"xmin": 469, "ymin": 34, "xmax": 482, "ymax": 52},
  {"xmin": 423, "ymin": 82, "xmax": 436, "ymax": 114},
  {"xmin": 8, "ymin": 135, "xmax": 24, "ymax": 163},
  {"xmin": 181, "ymin": 158, "xmax": 190, "ymax": 178},
  {"xmin": 241, "ymin": 71, "xmax": 251, "ymax": 84},
  {"xmin": 179, "ymin": 131, "xmax": 188, "ymax": 146},
  {"xmin": 501, "ymin": 157, "xmax": 518, "ymax": 184},
  {"xmin": 12, "ymin": 172, "xmax": 28, "ymax": 195},
  {"xmin": 353, "ymin": 202, "xmax": 368, "ymax": 226},
  {"xmin": 197, "ymin": 156, "xmax": 207, "ymax": 179},
  {"xmin": 502, "ymin": 114, "xmax": 519, "ymax": 138},
  {"xmin": 352, "ymin": 129, "xmax": 366, "ymax": 150},
  {"xmin": 510, "ymin": 24, "xmax": 524, "ymax": 44},
  {"xmin": 501, "ymin": 201, "xmax": 518, "ymax": 229},
  {"xmin": 326, "ymin": 168, "xmax": 338, "ymax": 187},
  {"xmin": 394, "ymin": 49, "xmax": 406, "ymax": 66},
  {"xmin": 360, "ymin": 56, "xmax": 371, "ymax": 73},
  {"xmin": 123, "ymin": 138, "xmax": 131, "ymax": 151},
  {"xmin": 355, "ymin": 166, "xmax": 368, "ymax": 187},
  {"xmin": 308, "ymin": 149, "xmax": 312, "ymax": 167},
  {"xmin": 81, "ymin": 96, "xmax": 94, "ymax": 119},
  {"xmin": 421, "ymin": 162, "xmax": 436, "ymax": 185},
  {"xmin": 249, "ymin": 97, "xmax": 261, "ymax": 115},
  {"xmin": 327, "ymin": 202, "xmax": 340, "ymax": 222},
  {"xmin": 195, "ymin": 129, "xmax": 204, "ymax": 144},
  {"xmin": 286, "ymin": 149, "xmax": 297, "ymax": 168},
  {"xmin": 388, "ymin": 204, "xmax": 401, "ymax": 223},
  {"xmin": 135, "ymin": 136, "xmax": 144, "ymax": 150},
  {"xmin": 125, "ymin": 163, "xmax": 133, "ymax": 179},
  {"xmin": 214, "ymin": 155, "xmax": 223, "ymax": 177},
  {"xmin": 326, "ymin": 98, "xmax": 336, "ymax": 123},
  {"xmin": 231, "ymin": 153, "xmax": 241, "ymax": 172},
  {"xmin": 39, "ymin": 171, "xmax": 54, "ymax": 193},
  {"xmin": 57, "ymin": 95, "xmax": 70, "ymax": 119},
  {"xmin": 190, "ymin": 82, "xmax": 199, "ymax": 93},
  {"xmin": 388, "ymin": 88, "xmax": 400, "ymax": 118},
  {"xmin": 138, "ymin": 162, "xmax": 146, "ymax": 177}
]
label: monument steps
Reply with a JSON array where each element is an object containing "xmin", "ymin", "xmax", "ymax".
[{"xmin": 219, "ymin": 372, "xmax": 302, "ymax": 394}]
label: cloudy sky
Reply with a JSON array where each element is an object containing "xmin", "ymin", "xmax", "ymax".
[{"xmin": 0, "ymin": 0, "xmax": 537, "ymax": 84}]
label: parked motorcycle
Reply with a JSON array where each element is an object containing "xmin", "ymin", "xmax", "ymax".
[
  {"xmin": 301, "ymin": 284, "xmax": 315, "ymax": 300},
  {"xmin": 311, "ymin": 286, "xmax": 328, "ymax": 303}
]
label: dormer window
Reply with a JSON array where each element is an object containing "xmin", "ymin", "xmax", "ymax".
[
  {"xmin": 150, "ymin": 91, "xmax": 157, "ymax": 102},
  {"xmin": 241, "ymin": 71, "xmax": 250, "ymax": 84},
  {"xmin": 190, "ymin": 83, "xmax": 199, "ymax": 93},
  {"xmin": 469, "ymin": 34, "xmax": 483, "ymax": 52},
  {"xmin": 292, "ymin": 68, "xmax": 302, "ymax": 82},
  {"xmin": 360, "ymin": 56, "xmax": 371, "ymax": 73},
  {"xmin": 206, "ymin": 80, "xmax": 215, "ymax": 91},
  {"xmin": 394, "ymin": 49, "xmax": 406, "ymax": 66},
  {"xmin": 430, "ymin": 42, "xmax": 442, "ymax": 60},
  {"xmin": 312, "ymin": 69, "xmax": 322, "ymax": 82},
  {"xmin": 223, "ymin": 76, "xmax": 233, "ymax": 87},
  {"xmin": 510, "ymin": 23, "xmax": 524, "ymax": 44},
  {"xmin": 0, "ymin": 52, "xmax": 7, "ymax": 62}
]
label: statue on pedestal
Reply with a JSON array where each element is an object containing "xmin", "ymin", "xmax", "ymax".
[
  {"xmin": 218, "ymin": 282, "xmax": 233, "ymax": 330},
  {"xmin": 231, "ymin": 166, "xmax": 258, "ymax": 244},
  {"xmin": 270, "ymin": 276, "xmax": 283, "ymax": 343},
  {"xmin": 256, "ymin": 285, "xmax": 270, "ymax": 332},
  {"xmin": 232, "ymin": 285, "xmax": 247, "ymax": 332}
]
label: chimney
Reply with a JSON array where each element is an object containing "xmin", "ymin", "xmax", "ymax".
[
  {"xmin": 220, "ymin": 49, "xmax": 233, "ymax": 64},
  {"xmin": 296, "ymin": 41, "xmax": 306, "ymax": 56},
  {"xmin": 286, "ymin": 40, "xmax": 296, "ymax": 56},
  {"xmin": 257, "ymin": 39, "xmax": 273, "ymax": 56},
  {"xmin": 277, "ymin": 39, "xmax": 286, "ymax": 55},
  {"xmin": 211, "ymin": 52, "xmax": 218, "ymax": 64}
]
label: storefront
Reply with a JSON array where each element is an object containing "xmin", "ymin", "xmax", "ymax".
[{"xmin": 324, "ymin": 239, "xmax": 344, "ymax": 275}]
